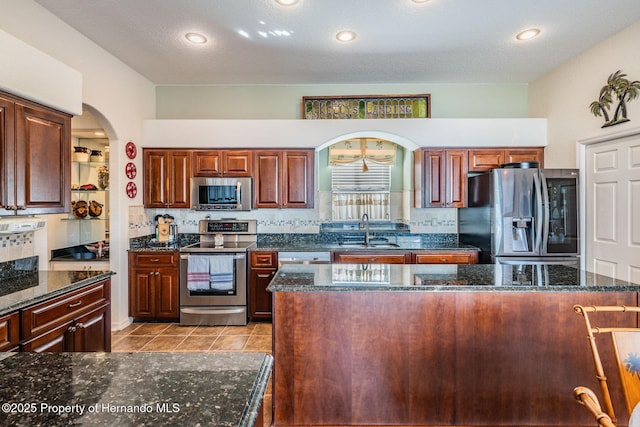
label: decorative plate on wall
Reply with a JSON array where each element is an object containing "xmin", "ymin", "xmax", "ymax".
[
  {"xmin": 125, "ymin": 141, "xmax": 137, "ymax": 159},
  {"xmin": 126, "ymin": 181, "xmax": 137, "ymax": 198},
  {"xmin": 125, "ymin": 162, "xmax": 137, "ymax": 179}
]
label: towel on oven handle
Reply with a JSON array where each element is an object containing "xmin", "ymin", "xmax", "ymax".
[
  {"xmin": 187, "ymin": 255, "xmax": 211, "ymax": 290},
  {"xmin": 209, "ymin": 255, "xmax": 234, "ymax": 291}
]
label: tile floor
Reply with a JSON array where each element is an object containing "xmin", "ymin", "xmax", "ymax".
[{"xmin": 111, "ymin": 322, "xmax": 273, "ymax": 426}]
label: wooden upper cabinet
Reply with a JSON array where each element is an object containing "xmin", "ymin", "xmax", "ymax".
[
  {"xmin": 504, "ymin": 147, "xmax": 544, "ymax": 166},
  {"xmin": 1, "ymin": 91, "xmax": 70, "ymax": 215},
  {"xmin": 143, "ymin": 149, "xmax": 191, "ymax": 208},
  {"xmin": 254, "ymin": 149, "xmax": 314, "ymax": 209},
  {"xmin": 192, "ymin": 150, "xmax": 252, "ymax": 177},
  {"xmin": 415, "ymin": 149, "xmax": 467, "ymax": 208},
  {"xmin": 468, "ymin": 147, "xmax": 544, "ymax": 172}
]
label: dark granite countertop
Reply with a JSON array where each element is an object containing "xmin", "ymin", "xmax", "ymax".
[
  {"xmin": 0, "ymin": 352, "xmax": 273, "ymax": 427},
  {"xmin": 0, "ymin": 270, "xmax": 115, "ymax": 316},
  {"xmin": 129, "ymin": 233, "xmax": 480, "ymax": 253},
  {"xmin": 267, "ymin": 263, "xmax": 639, "ymax": 292},
  {"xmin": 254, "ymin": 240, "xmax": 479, "ymax": 252}
]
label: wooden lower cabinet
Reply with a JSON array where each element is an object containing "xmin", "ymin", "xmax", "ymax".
[
  {"xmin": 128, "ymin": 251, "xmax": 179, "ymax": 320},
  {"xmin": 272, "ymin": 290, "xmax": 637, "ymax": 426},
  {"xmin": 249, "ymin": 251, "xmax": 278, "ymax": 321},
  {"xmin": 21, "ymin": 304, "xmax": 110, "ymax": 352},
  {"xmin": 16, "ymin": 279, "xmax": 111, "ymax": 353},
  {"xmin": 412, "ymin": 250, "xmax": 479, "ymax": 264},
  {"xmin": 332, "ymin": 251, "xmax": 410, "ymax": 264}
]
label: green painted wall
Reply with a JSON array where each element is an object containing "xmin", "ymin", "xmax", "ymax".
[{"xmin": 156, "ymin": 83, "xmax": 528, "ymax": 119}]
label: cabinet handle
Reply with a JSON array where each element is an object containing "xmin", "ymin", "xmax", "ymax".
[
  {"xmin": 155, "ymin": 271, "xmax": 160, "ymax": 276},
  {"xmin": 149, "ymin": 258, "xmax": 160, "ymax": 262},
  {"xmin": 68, "ymin": 300, "xmax": 82, "ymax": 308},
  {"xmin": 68, "ymin": 325, "xmax": 77, "ymax": 333},
  {"xmin": 440, "ymin": 258, "xmax": 448, "ymax": 262},
  {"xmin": 76, "ymin": 323, "xmax": 85, "ymax": 329},
  {"xmin": 257, "ymin": 274, "xmax": 272, "ymax": 278},
  {"xmin": 368, "ymin": 258, "xmax": 377, "ymax": 262},
  {"xmin": 16, "ymin": 205, "xmax": 26, "ymax": 210}
]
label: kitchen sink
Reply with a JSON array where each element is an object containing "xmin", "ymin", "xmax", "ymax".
[{"xmin": 339, "ymin": 242, "xmax": 400, "ymax": 248}]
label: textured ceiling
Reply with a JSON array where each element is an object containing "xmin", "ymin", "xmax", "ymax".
[{"xmin": 35, "ymin": 0, "xmax": 640, "ymax": 85}]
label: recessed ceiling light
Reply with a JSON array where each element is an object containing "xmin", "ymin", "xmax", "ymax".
[
  {"xmin": 516, "ymin": 28, "xmax": 540, "ymax": 41},
  {"xmin": 185, "ymin": 32, "xmax": 207, "ymax": 44},
  {"xmin": 275, "ymin": 0, "xmax": 299, "ymax": 5},
  {"xmin": 336, "ymin": 30, "xmax": 356, "ymax": 42}
]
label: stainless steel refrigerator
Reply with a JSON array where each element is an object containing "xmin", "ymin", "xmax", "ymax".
[{"xmin": 459, "ymin": 164, "xmax": 579, "ymax": 264}]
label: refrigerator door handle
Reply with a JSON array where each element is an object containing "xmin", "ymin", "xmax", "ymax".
[
  {"xmin": 533, "ymin": 172, "xmax": 545, "ymax": 254},
  {"xmin": 539, "ymin": 172, "xmax": 550, "ymax": 254}
]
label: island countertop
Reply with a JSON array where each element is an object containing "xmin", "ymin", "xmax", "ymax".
[
  {"xmin": 0, "ymin": 352, "xmax": 273, "ymax": 427},
  {"xmin": 267, "ymin": 262, "xmax": 638, "ymax": 292}
]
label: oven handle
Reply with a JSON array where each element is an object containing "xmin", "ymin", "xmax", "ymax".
[{"xmin": 181, "ymin": 307, "xmax": 245, "ymax": 315}]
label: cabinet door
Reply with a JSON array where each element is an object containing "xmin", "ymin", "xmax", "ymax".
[
  {"xmin": 445, "ymin": 149, "xmax": 468, "ymax": 208},
  {"xmin": 21, "ymin": 320, "xmax": 74, "ymax": 352},
  {"xmin": 192, "ymin": 150, "xmax": 222, "ymax": 176},
  {"xmin": 0, "ymin": 312, "xmax": 19, "ymax": 351},
  {"xmin": 282, "ymin": 150, "xmax": 314, "ymax": 208},
  {"xmin": 14, "ymin": 102, "xmax": 71, "ymax": 214},
  {"xmin": 412, "ymin": 251, "xmax": 479, "ymax": 264},
  {"xmin": 468, "ymin": 149, "xmax": 505, "ymax": 172},
  {"xmin": 73, "ymin": 304, "xmax": 110, "ymax": 352},
  {"xmin": 505, "ymin": 147, "xmax": 544, "ymax": 166},
  {"xmin": 167, "ymin": 150, "xmax": 190, "ymax": 208},
  {"xmin": 421, "ymin": 150, "xmax": 445, "ymax": 208},
  {"xmin": 0, "ymin": 96, "xmax": 15, "ymax": 215},
  {"xmin": 254, "ymin": 151, "xmax": 281, "ymax": 208},
  {"xmin": 144, "ymin": 150, "xmax": 168, "ymax": 207},
  {"xmin": 129, "ymin": 267, "xmax": 155, "ymax": 318},
  {"xmin": 156, "ymin": 267, "xmax": 179, "ymax": 319},
  {"xmin": 249, "ymin": 268, "xmax": 276, "ymax": 320},
  {"xmin": 223, "ymin": 151, "xmax": 253, "ymax": 176}
]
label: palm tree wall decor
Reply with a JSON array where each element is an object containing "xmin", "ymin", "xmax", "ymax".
[{"xmin": 590, "ymin": 70, "xmax": 640, "ymax": 128}]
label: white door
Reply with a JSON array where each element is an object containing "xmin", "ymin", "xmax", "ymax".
[{"xmin": 585, "ymin": 133, "xmax": 640, "ymax": 283}]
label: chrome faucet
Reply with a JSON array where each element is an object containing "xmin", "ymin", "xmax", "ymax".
[{"xmin": 360, "ymin": 213, "xmax": 370, "ymax": 246}]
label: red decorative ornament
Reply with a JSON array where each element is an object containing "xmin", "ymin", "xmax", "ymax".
[
  {"xmin": 125, "ymin": 162, "xmax": 137, "ymax": 179},
  {"xmin": 126, "ymin": 182, "xmax": 137, "ymax": 198},
  {"xmin": 125, "ymin": 141, "xmax": 137, "ymax": 159}
]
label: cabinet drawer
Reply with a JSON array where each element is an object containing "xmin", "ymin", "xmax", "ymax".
[
  {"xmin": 131, "ymin": 252, "xmax": 178, "ymax": 267},
  {"xmin": 0, "ymin": 312, "xmax": 20, "ymax": 351},
  {"xmin": 251, "ymin": 252, "xmax": 278, "ymax": 268},
  {"xmin": 333, "ymin": 252, "xmax": 410, "ymax": 264},
  {"xmin": 412, "ymin": 252, "xmax": 479, "ymax": 264},
  {"xmin": 21, "ymin": 280, "xmax": 110, "ymax": 339}
]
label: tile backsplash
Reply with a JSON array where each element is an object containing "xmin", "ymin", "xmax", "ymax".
[
  {"xmin": 128, "ymin": 200, "xmax": 458, "ymax": 240},
  {"xmin": 0, "ymin": 232, "xmax": 36, "ymax": 263}
]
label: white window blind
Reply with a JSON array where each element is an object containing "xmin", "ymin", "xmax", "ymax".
[
  {"xmin": 331, "ymin": 162, "xmax": 391, "ymax": 221},
  {"xmin": 331, "ymin": 162, "xmax": 391, "ymax": 192}
]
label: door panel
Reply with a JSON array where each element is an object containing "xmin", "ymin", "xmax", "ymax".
[{"xmin": 586, "ymin": 134, "xmax": 640, "ymax": 283}]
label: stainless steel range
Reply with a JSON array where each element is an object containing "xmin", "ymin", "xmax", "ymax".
[{"xmin": 179, "ymin": 219, "xmax": 257, "ymax": 326}]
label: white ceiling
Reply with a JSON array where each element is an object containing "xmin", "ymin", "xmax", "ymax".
[{"xmin": 35, "ymin": 0, "xmax": 640, "ymax": 85}]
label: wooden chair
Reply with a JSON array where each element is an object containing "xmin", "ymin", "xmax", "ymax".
[{"xmin": 573, "ymin": 304, "xmax": 640, "ymax": 426}]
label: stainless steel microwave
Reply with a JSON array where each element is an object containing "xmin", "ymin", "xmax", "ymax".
[{"xmin": 190, "ymin": 177, "xmax": 253, "ymax": 211}]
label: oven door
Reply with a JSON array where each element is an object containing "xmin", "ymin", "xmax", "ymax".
[{"xmin": 179, "ymin": 252, "xmax": 247, "ymax": 307}]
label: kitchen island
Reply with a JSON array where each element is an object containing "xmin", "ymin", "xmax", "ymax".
[
  {"xmin": 0, "ymin": 352, "xmax": 273, "ymax": 427},
  {"xmin": 267, "ymin": 263, "xmax": 640, "ymax": 427}
]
